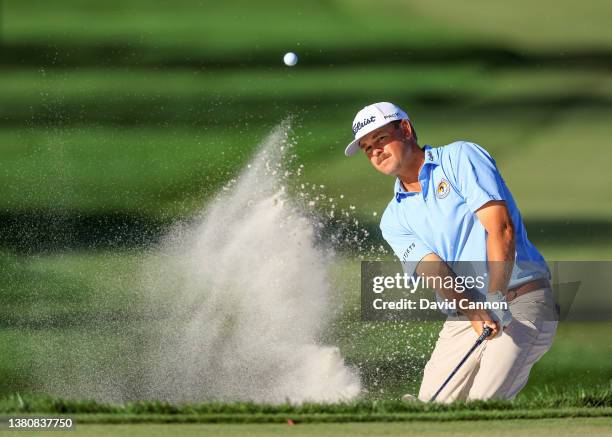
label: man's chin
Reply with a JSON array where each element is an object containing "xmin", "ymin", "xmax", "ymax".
[{"xmin": 375, "ymin": 161, "xmax": 397, "ymax": 176}]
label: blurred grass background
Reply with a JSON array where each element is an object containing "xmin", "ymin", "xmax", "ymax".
[{"xmin": 1, "ymin": 0, "xmax": 611, "ymax": 400}]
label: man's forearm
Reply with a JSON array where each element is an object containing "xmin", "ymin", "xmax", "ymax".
[
  {"xmin": 476, "ymin": 202, "xmax": 516, "ymax": 294},
  {"xmin": 486, "ymin": 226, "xmax": 515, "ymax": 294}
]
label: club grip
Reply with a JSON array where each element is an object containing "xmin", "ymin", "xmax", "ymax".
[{"xmin": 479, "ymin": 325, "xmax": 493, "ymax": 342}]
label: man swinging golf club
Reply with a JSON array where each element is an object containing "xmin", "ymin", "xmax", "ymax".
[{"xmin": 345, "ymin": 102, "xmax": 558, "ymax": 402}]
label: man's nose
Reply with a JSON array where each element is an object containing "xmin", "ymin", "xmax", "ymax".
[{"xmin": 372, "ymin": 145, "xmax": 383, "ymax": 155}]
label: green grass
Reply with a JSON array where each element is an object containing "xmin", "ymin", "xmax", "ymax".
[
  {"xmin": 1, "ymin": 1, "xmax": 611, "ymax": 226},
  {"xmin": 4, "ymin": 0, "xmax": 612, "ymax": 52},
  {"xmin": 1, "ymin": 386, "xmax": 612, "ymax": 416},
  {"xmin": 1, "ymin": 66, "xmax": 612, "ymax": 222},
  {"xmin": 1, "ymin": 0, "xmax": 450, "ymax": 52},
  {"xmin": 2, "ymin": 0, "xmax": 612, "ymax": 225},
  {"xmin": 0, "ymin": 125, "xmax": 269, "ymax": 216},
  {"xmin": 5, "ymin": 65, "xmax": 611, "ymax": 103}
]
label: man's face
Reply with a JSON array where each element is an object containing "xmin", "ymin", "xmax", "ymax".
[{"xmin": 359, "ymin": 122, "xmax": 409, "ymax": 175}]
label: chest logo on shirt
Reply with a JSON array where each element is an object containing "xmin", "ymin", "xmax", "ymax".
[{"xmin": 436, "ymin": 179, "xmax": 451, "ymax": 199}]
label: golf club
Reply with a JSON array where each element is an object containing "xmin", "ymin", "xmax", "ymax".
[{"xmin": 430, "ymin": 325, "xmax": 493, "ymax": 402}]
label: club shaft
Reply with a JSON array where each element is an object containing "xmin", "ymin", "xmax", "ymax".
[{"xmin": 429, "ymin": 326, "xmax": 492, "ymax": 402}]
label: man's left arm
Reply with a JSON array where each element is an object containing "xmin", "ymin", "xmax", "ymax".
[
  {"xmin": 453, "ymin": 142, "xmax": 516, "ymax": 330},
  {"xmin": 475, "ymin": 200, "xmax": 515, "ymax": 295}
]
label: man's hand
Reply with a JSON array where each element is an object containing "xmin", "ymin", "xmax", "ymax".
[{"xmin": 465, "ymin": 308, "xmax": 500, "ymax": 340}]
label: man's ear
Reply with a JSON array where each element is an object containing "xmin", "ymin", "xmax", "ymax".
[{"xmin": 400, "ymin": 119, "xmax": 413, "ymax": 140}]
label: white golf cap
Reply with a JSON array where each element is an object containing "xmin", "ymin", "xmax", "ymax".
[{"xmin": 345, "ymin": 102, "xmax": 410, "ymax": 156}]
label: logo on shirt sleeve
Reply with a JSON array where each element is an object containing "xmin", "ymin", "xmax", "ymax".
[
  {"xmin": 436, "ymin": 179, "xmax": 451, "ymax": 199},
  {"xmin": 402, "ymin": 242, "xmax": 416, "ymax": 261}
]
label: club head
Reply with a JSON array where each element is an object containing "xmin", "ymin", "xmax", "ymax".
[{"xmin": 401, "ymin": 393, "xmax": 419, "ymax": 403}]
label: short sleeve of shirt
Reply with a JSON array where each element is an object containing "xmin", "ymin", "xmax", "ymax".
[
  {"xmin": 380, "ymin": 214, "xmax": 432, "ymax": 265},
  {"xmin": 454, "ymin": 142, "xmax": 506, "ymax": 212}
]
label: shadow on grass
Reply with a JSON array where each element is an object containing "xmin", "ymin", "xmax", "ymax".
[
  {"xmin": 525, "ymin": 219, "xmax": 612, "ymax": 247},
  {"xmin": 1, "ymin": 210, "xmax": 610, "ymax": 254},
  {"xmin": 320, "ymin": 218, "xmax": 612, "ymax": 255},
  {"xmin": 3, "ymin": 42, "xmax": 612, "ymax": 70},
  {"xmin": 2, "ymin": 93, "xmax": 612, "ymax": 128},
  {"xmin": 0, "ymin": 210, "xmax": 172, "ymax": 254}
]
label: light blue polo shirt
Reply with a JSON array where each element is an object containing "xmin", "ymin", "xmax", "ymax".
[{"xmin": 380, "ymin": 141, "xmax": 549, "ymax": 293}]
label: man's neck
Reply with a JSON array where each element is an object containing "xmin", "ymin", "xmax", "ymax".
[{"xmin": 398, "ymin": 145, "xmax": 425, "ymax": 192}]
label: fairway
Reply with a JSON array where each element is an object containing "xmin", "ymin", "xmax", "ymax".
[{"xmin": 2, "ymin": 418, "xmax": 612, "ymax": 437}]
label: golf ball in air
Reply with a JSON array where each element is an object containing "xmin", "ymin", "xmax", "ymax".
[{"xmin": 283, "ymin": 52, "xmax": 298, "ymax": 66}]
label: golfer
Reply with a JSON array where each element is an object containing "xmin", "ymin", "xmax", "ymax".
[{"xmin": 345, "ymin": 102, "xmax": 558, "ymax": 402}]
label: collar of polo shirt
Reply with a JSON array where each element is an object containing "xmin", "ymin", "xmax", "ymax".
[{"xmin": 394, "ymin": 145, "xmax": 439, "ymax": 203}]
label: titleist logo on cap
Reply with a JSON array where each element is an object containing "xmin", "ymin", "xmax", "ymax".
[{"xmin": 352, "ymin": 115, "xmax": 376, "ymax": 135}]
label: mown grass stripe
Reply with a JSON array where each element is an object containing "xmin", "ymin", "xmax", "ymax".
[
  {"xmin": 1, "ymin": 391, "xmax": 612, "ymax": 418},
  {"xmin": 8, "ymin": 407, "xmax": 605, "ymax": 424},
  {"xmin": 1, "ymin": 387, "xmax": 610, "ymax": 420}
]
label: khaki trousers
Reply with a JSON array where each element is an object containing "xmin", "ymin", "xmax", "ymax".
[{"xmin": 418, "ymin": 288, "xmax": 558, "ymax": 403}]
